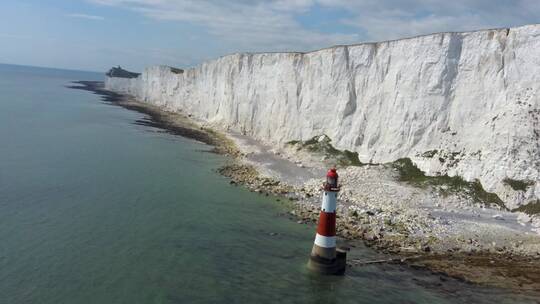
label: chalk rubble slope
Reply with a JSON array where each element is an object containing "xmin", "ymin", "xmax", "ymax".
[{"xmin": 105, "ymin": 24, "xmax": 540, "ymax": 209}]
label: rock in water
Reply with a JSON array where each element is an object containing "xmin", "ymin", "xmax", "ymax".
[{"xmin": 492, "ymin": 214, "xmax": 505, "ymax": 221}]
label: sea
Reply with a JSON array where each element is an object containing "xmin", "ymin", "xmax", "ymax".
[{"xmin": 0, "ymin": 63, "xmax": 536, "ymax": 303}]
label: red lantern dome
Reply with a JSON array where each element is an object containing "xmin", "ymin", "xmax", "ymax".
[{"xmin": 325, "ymin": 168, "xmax": 339, "ymax": 191}]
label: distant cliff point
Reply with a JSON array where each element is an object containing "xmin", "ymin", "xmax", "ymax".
[{"xmin": 106, "ymin": 66, "xmax": 140, "ymax": 79}]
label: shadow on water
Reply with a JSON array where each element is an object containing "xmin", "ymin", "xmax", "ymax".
[{"xmin": 67, "ymin": 81, "xmax": 217, "ymax": 145}]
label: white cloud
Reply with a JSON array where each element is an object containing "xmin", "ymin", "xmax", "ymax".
[
  {"xmin": 270, "ymin": 0, "xmax": 315, "ymax": 12},
  {"xmin": 88, "ymin": 0, "xmax": 358, "ymax": 52},
  {"xmin": 87, "ymin": 0, "xmax": 540, "ymax": 68},
  {"xmin": 68, "ymin": 13, "xmax": 105, "ymax": 20},
  {"xmin": 0, "ymin": 33, "xmax": 34, "ymax": 39},
  {"xmin": 318, "ymin": 0, "xmax": 540, "ymax": 41},
  {"xmin": 89, "ymin": 0, "xmax": 540, "ymax": 49}
]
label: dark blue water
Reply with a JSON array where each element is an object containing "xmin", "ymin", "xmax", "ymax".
[{"xmin": 0, "ymin": 64, "xmax": 536, "ymax": 303}]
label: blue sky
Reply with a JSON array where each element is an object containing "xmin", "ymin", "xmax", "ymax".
[{"xmin": 0, "ymin": 0, "xmax": 539, "ymax": 72}]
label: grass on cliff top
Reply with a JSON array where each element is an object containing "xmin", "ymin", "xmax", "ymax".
[
  {"xmin": 286, "ymin": 135, "xmax": 364, "ymax": 166},
  {"xmin": 392, "ymin": 158, "xmax": 506, "ymax": 209},
  {"xmin": 169, "ymin": 67, "xmax": 184, "ymax": 74}
]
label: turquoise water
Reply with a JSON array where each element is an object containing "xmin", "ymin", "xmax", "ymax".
[{"xmin": 0, "ymin": 64, "xmax": 536, "ymax": 303}]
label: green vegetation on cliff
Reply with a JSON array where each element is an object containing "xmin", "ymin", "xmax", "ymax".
[
  {"xmin": 392, "ymin": 158, "xmax": 505, "ymax": 208},
  {"xmin": 286, "ymin": 135, "xmax": 363, "ymax": 166},
  {"xmin": 503, "ymin": 178, "xmax": 534, "ymax": 191}
]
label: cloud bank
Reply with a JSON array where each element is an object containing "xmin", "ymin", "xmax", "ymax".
[
  {"xmin": 68, "ymin": 13, "xmax": 105, "ymax": 20},
  {"xmin": 86, "ymin": 0, "xmax": 540, "ymax": 68}
]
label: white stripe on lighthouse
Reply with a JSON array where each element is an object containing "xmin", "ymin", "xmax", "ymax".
[
  {"xmin": 321, "ymin": 191, "xmax": 337, "ymax": 212},
  {"xmin": 314, "ymin": 233, "xmax": 336, "ymax": 248}
]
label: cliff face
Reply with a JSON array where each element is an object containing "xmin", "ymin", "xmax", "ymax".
[{"xmin": 105, "ymin": 24, "xmax": 540, "ymax": 209}]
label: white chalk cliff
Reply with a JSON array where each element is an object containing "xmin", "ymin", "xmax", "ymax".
[{"xmin": 105, "ymin": 24, "xmax": 540, "ymax": 210}]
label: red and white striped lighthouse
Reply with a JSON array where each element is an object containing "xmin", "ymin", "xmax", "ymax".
[{"xmin": 307, "ymin": 168, "xmax": 347, "ymax": 275}]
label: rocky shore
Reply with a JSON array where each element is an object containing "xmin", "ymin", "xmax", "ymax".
[
  {"xmin": 73, "ymin": 81, "xmax": 540, "ymax": 292},
  {"xmin": 218, "ymin": 162, "xmax": 540, "ymax": 291}
]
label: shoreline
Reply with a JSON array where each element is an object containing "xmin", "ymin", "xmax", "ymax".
[
  {"xmin": 67, "ymin": 81, "xmax": 221, "ymax": 149},
  {"xmin": 70, "ymin": 80, "xmax": 540, "ymax": 292}
]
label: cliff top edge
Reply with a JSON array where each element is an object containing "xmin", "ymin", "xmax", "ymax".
[{"xmin": 107, "ymin": 23, "xmax": 539, "ymax": 75}]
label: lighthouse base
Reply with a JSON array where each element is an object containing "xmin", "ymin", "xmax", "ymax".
[{"xmin": 307, "ymin": 249, "xmax": 347, "ymax": 275}]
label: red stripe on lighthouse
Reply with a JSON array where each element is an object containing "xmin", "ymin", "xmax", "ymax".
[{"xmin": 316, "ymin": 211, "xmax": 336, "ymax": 237}]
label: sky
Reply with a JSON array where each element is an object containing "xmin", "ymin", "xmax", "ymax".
[{"xmin": 0, "ymin": 0, "xmax": 539, "ymax": 72}]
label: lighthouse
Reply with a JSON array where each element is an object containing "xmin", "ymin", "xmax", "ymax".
[{"xmin": 307, "ymin": 168, "xmax": 347, "ymax": 275}]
